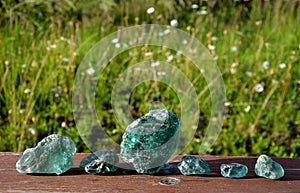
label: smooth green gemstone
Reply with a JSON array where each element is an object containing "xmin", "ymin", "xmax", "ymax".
[
  {"xmin": 80, "ymin": 150, "xmax": 119, "ymax": 174},
  {"xmin": 255, "ymin": 154, "xmax": 285, "ymax": 179},
  {"xmin": 177, "ymin": 156, "xmax": 210, "ymax": 175},
  {"xmin": 16, "ymin": 134, "xmax": 76, "ymax": 175},
  {"xmin": 220, "ymin": 163, "xmax": 248, "ymax": 178},
  {"xmin": 120, "ymin": 109, "xmax": 180, "ymax": 174}
]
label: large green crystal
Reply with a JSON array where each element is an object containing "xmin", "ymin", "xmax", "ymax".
[
  {"xmin": 120, "ymin": 109, "xmax": 180, "ymax": 174},
  {"xmin": 16, "ymin": 134, "xmax": 76, "ymax": 175},
  {"xmin": 177, "ymin": 156, "xmax": 210, "ymax": 175},
  {"xmin": 255, "ymin": 154, "xmax": 285, "ymax": 179},
  {"xmin": 220, "ymin": 163, "xmax": 248, "ymax": 178},
  {"xmin": 80, "ymin": 150, "xmax": 119, "ymax": 174}
]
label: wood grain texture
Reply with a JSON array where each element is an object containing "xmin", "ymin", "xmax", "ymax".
[{"xmin": 0, "ymin": 152, "xmax": 299, "ymax": 192}]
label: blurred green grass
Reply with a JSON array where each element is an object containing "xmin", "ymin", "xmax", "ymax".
[{"xmin": 0, "ymin": 0, "xmax": 299, "ymax": 157}]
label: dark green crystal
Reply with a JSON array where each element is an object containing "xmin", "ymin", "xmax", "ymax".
[
  {"xmin": 80, "ymin": 150, "xmax": 119, "ymax": 174},
  {"xmin": 177, "ymin": 156, "xmax": 210, "ymax": 175},
  {"xmin": 255, "ymin": 154, "xmax": 284, "ymax": 179},
  {"xmin": 220, "ymin": 163, "xmax": 248, "ymax": 178},
  {"xmin": 16, "ymin": 134, "xmax": 76, "ymax": 175},
  {"xmin": 120, "ymin": 109, "xmax": 180, "ymax": 174}
]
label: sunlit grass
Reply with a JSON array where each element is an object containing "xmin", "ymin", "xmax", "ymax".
[{"xmin": 0, "ymin": 0, "xmax": 299, "ymax": 157}]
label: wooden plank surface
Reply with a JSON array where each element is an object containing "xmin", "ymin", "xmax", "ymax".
[{"xmin": 0, "ymin": 152, "xmax": 299, "ymax": 192}]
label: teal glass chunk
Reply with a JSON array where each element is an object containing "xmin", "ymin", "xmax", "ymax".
[
  {"xmin": 255, "ymin": 154, "xmax": 285, "ymax": 179},
  {"xmin": 177, "ymin": 156, "xmax": 210, "ymax": 175},
  {"xmin": 80, "ymin": 150, "xmax": 119, "ymax": 174},
  {"xmin": 16, "ymin": 134, "xmax": 76, "ymax": 175},
  {"xmin": 220, "ymin": 163, "xmax": 248, "ymax": 178},
  {"xmin": 120, "ymin": 109, "xmax": 180, "ymax": 174}
]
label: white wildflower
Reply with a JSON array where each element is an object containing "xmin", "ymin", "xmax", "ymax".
[
  {"xmin": 189, "ymin": 48, "xmax": 197, "ymax": 54},
  {"xmin": 197, "ymin": 10, "xmax": 208, "ymax": 15},
  {"xmin": 115, "ymin": 43, "xmax": 121, "ymax": 48},
  {"xmin": 147, "ymin": 7, "xmax": 155, "ymax": 14},
  {"xmin": 164, "ymin": 29, "xmax": 171, "ymax": 35},
  {"xmin": 182, "ymin": 39, "xmax": 188, "ymax": 45},
  {"xmin": 272, "ymin": 79, "xmax": 279, "ymax": 85},
  {"xmin": 129, "ymin": 51, "xmax": 135, "ymax": 56},
  {"xmin": 254, "ymin": 84, "xmax": 264, "ymax": 93},
  {"xmin": 211, "ymin": 36, "xmax": 218, "ymax": 41},
  {"xmin": 231, "ymin": 63, "xmax": 238, "ymax": 68},
  {"xmin": 28, "ymin": 128, "xmax": 35, "ymax": 135},
  {"xmin": 86, "ymin": 67, "xmax": 95, "ymax": 75},
  {"xmin": 111, "ymin": 38, "xmax": 119, "ymax": 44},
  {"xmin": 262, "ymin": 61, "xmax": 269, "ymax": 69},
  {"xmin": 177, "ymin": 50, "xmax": 183, "ymax": 55},
  {"xmin": 50, "ymin": 44, "xmax": 57, "ymax": 49},
  {"xmin": 170, "ymin": 19, "xmax": 178, "ymax": 27},
  {"xmin": 191, "ymin": 4, "xmax": 199, "ymax": 9},
  {"xmin": 63, "ymin": 57, "xmax": 69, "ymax": 62},
  {"xmin": 224, "ymin": 102, "xmax": 231, "ymax": 107},
  {"xmin": 255, "ymin": 20, "xmax": 262, "ymax": 26},
  {"xmin": 230, "ymin": 68, "xmax": 237, "ymax": 74},
  {"xmin": 278, "ymin": 63, "xmax": 286, "ymax": 69},
  {"xmin": 151, "ymin": 61, "xmax": 160, "ymax": 67},
  {"xmin": 157, "ymin": 71, "xmax": 166, "ymax": 76},
  {"xmin": 208, "ymin": 44, "xmax": 215, "ymax": 50},
  {"xmin": 60, "ymin": 36, "xmax": 68, "ymax": 41},
  {"xmin": 145, "ymin": 52, "xmax": 153, "ymax": 57},
  {"xmin": 61, "ymin": 122, "xmax": 67, "ymax": 128},
  {"xmin": 244, "ymin": 105, "xmax": 251, "ymax": 112},
  {"xmin": 167, "ymin": 55, "xmax": 173, "ymax": 62},
  {"xmin": 246, "ymin": 71, "xmax": 253, "ymax": 77},
  {"xmin": 24, "ymin": 89, "xmax": 30, "ymax": 94},
  {"xmin": 231, "ymin": 46, "xmax": 237, "ymax": 52},
  {"xmin": 21, "ymin": 64, "xmax": 26, "ymax": 68}
]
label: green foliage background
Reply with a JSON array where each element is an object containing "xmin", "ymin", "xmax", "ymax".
[{"xmin": 0, "ymin": 0, "xmax": 299, "ymax": 157}]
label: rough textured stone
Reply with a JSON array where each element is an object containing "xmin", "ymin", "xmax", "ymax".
[
  {"xmin": 255, "ymin": 154, "xmax": 285, "ymax": 179},
  {"xmin": 177, "ymin": 156, "xmax": 210, "ymax": 175},
  {"xmin": 80, "ymin": 150, "xmax": 119, "ymax": 174},
  {"xmin": 16, "ymin": 134, "xmax": 76, "ymax": 175},
  {"xmin": 220, "ymin": 163, "xmax": 248, "ymax": 178},
  {"xmin": 120, "ymin": 109, "xmax": 180, "ymax": 174}
]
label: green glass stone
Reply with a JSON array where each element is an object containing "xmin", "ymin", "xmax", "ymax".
[
  {"xmin": 255, "ymin": 154, "xmax": 285, "ymax": 179},
  {"xmin": 120, "ymin": 109, "xmax": 180, "ymax": 174},
  {"xmin": 220, "ymin": 163, "xmax": 248, "ymax": 178},
  {"xmin": 16, "ymin": 134, "xmax": 76, "ymax": 175},
  {"xmin": 80, "ymin": 150, "xmax": 119, "ymax": 174},
  {"xmin": 177, "ymin": 156, "xmax": 210, "ymax": 175}
]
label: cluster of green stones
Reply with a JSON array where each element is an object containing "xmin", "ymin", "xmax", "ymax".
[
  {"xmin": 176, "ymin": 154, "xmax": 284, "ymax": 180},
  {"xmin": 16, "ymin": 109, "xmax": 285, "ymax": 180}
]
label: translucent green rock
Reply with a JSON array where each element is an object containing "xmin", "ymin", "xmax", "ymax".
[
  {"xmin": 16, "ymin": 134, "xmax": 76, "ymax": 175},
  {"xmin": 177, "ymin": 156, "xmax": 210, "ymax": 175},
  {"xmin": 255, "ymin": 154, "xmax": 285, "ymax": 179},
  {"xmin": 80, "ymin": 150, "xmax": 119, "ymax": 174},
  {"xmin": 220, "ymin": 163, "xmax": 248, "ymax": 178},
  {"xmin": 120, "ymin": 109, "xmax": 180, "ymax": 174}
]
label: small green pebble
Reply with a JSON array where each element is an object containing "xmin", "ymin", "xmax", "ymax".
[
  {"xmin": 177, "ymin": 155, "xmax": 210, "ymax": 175},
  {"xmin": 255, "ymin": 154, "xmax": 284, "ymax": 180},
  {"xmin": 220, "ymin": 163, "xmax": 248, "ymax": 178}
]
